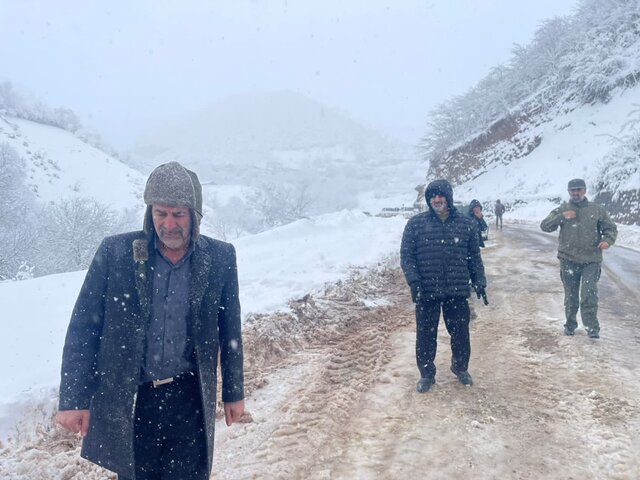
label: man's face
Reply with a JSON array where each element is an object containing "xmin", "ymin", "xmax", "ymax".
[
  {"xmin": 429, "ymin": 195, "xmax": 448, "ymax": 214},
  {"xmin": 152, "ymin": 204, "xmax": 192, "ymax": 251},
  {"xmin": 568, "ymin": 187, "xmax": 586, "ymax": 203}
]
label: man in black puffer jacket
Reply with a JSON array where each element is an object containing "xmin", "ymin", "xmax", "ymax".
[
  {"xmin": 401, "ymin": 179, "xmax": 487, "ymax": 392},
  {"xmin": 468, "ymin": 199, "xmax": 488, "ymax": 248}
]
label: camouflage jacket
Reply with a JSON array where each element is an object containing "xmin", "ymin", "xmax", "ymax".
[{"xmin": 540, "ymin": 198, "xmax": 617, "ymax": 264}]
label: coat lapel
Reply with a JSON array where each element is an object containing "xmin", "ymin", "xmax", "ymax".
[
  {"xmin": 189, "ymin": 237, "xmax": 214, "ymax": 328},
  {"xmin": 133, "ymin": 238, "xmax": 153, "ymax": 324}
]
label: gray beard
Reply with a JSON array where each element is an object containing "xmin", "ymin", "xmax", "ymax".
[{"xmin": 431, "ymin": 204, "xmax": 448, "ymax": 215}]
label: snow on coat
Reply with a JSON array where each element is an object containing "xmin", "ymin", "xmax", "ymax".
[
  {"xmin": 58, "ymin": 231, "xmax": 244, "ymax": 479},
  {"xmin": 540, "ymin": 198, "xmax": 617, "ymax": 264},
  {"xmin": 400, "ymin": 206, "xmax": 486, "ymax": 300}
]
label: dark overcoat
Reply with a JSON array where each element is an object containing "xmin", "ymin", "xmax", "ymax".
[
  {"xmin": 58, "ymin": 231, "xmax": 244, "ymax": 479},
  {"xmin": 400, "ymin": 207, "xmax": 486, "ymax": 300}
]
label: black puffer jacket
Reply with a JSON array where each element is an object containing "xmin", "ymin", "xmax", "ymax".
[
  {"xmin": 468, "ymin": 200, "xmax": 488, "ymax": 248},
  {"xmin": 401, "ymin": 183, "xmax": 486, "ymax": 300}
]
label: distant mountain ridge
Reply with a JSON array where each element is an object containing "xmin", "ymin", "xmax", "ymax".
[
  {"xmin": 0, "ymin": 81, "xmax": 118, "ymax": 159},
  {"xmin": 127, "ymin": 90, "xmax": 421, "ymax": 214},
  {"xmin": 130, "ymin": 91, "xmax": 411, "ymax": 177}
]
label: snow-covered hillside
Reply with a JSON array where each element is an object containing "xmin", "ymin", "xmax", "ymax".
[
  {"xmin": 453, "ymin": 84, "xmax": 640, "ymax": 218},
  {"xmin": 0, "ymin": 115, "xmax": 145, "ymax": 211},
  {"xmin": 131, "ymin": 91, "xmax": 412, "ymax": 171},
  {"xmin": 420, "ymin": 0, "xmax": 640, "ymax": 224}
]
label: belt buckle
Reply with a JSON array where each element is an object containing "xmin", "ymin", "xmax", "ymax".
[{"xmin": 152, "ymin": 377, "xmax": 174, "ymax": 388}]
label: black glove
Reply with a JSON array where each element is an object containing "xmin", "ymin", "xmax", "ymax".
[
  {"xmin": 410, "ymin": 283, "xmax": 421, "ymax": 303},
  {"xmin": 473, "ymin": 285, "xmax": 489, "ymax": 305}
]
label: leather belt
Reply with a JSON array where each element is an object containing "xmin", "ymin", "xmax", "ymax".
[
  {"xmin": 152, "ymin": 377, "xmax": 174, "ymax": 388},
  {"xmin": 149, "ymin": 371, "xmax": 195, "ymax": 388}
]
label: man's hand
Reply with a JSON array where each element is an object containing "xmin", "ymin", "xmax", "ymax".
[
  {"xmin": 56, "ymin": 409, "xmax": 90, "ymax": 436},
  {"xmin": 562, "ymin": 210, "xmax": 577, "ymax": 219},
  {"xmin": 224, "ymin": 399, "xmax": 245, "ymax": 426},
  {"xmin": 473, "ymin": 285, "xmax": 489, "ymax": 305},
  {"xmin": 598, "ymin": 241, "xmax": 610, "ymax": 250}
]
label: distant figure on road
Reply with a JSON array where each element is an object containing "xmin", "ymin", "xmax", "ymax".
[
  {"xmin": 56, "ymin": 161, "xmax": 245, "ymax": 479},
  {"xmin": 468, "ymin": 199, "xmax": 488, "ymax": 248},
  {"xmin": 494, "ymin": 199, "xmax": 505, "ymax": 230},
  {"xmin": 540, "ymin": 178, "xmax": 617, "ymax": 339},
  {"xmin": 401, "ymin": 179, "xmax": 487, "ymax": 392},
  {"xmin": 414, "ymin": 184, "xmax": 426, "ymax": 213}
]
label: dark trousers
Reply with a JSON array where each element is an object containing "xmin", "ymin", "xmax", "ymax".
[
  {"xmin": 495, "ymin": 214, "xmax": 503, "ymax": 229},
  {"xmin": 119, "ymin": 371, "xmax": 208, "ymax": 480},
  {"xmin": 560, "ymin": 259, "xmax": 601, "ymax": 333},
  {"xmin": 415, "ymin": 297, "xmax": 471, "ymax": 379}
]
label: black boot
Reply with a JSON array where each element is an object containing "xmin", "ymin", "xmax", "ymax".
[
  {"xmin": 416, "ymin": 377, "xmax": 435, "ymax": 393},
  {"xmin": 450, "ymin": 366, "xmax": 473, "ymax": 386}
]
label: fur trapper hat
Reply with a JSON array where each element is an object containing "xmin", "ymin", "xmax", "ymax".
[{"xmin": 141, "ymin": 161, "xmax": 203, "ymax": 239}]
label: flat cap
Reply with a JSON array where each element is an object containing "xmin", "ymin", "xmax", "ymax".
[{"xmin": 567, "ymin": 178, "xmax": 586, "ymax": 190}]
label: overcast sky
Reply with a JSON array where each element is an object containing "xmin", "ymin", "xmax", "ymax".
[{"xmin": 1, "ymin": 0, "xmax": 578, "ymax": 150}]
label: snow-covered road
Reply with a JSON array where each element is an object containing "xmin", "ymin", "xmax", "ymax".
[
  {"xmin": 211, "ymin": 225, "xmax": 640, "ymax": 479},
  {"xmin": 2, "ymin": 224, "xmax": 638, "ymax": 479}
]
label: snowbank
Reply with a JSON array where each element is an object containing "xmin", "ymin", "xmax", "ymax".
[{"xmin": 0, "ymin": 210, "xmax": 406, "ymax": 442}]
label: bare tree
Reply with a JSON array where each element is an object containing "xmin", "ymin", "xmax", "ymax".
[
  {"xmin": 250, "ymin": 183, "xmax": 315, "ymax": 229},
  {"xmin": 0, "ymin": 143, "xmax": 39, "ymax": 279},
  {"xmin": 37, "ymin": 198, "xmax": 121, "ymax": 274},
  {"xmin": 209, "ymin": 196, "xmax": 261, "ymax": 240}
]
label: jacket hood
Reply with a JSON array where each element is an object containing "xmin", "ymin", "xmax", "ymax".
[
  {"xmin": 425, "ymin": 179, "xmax": 454, "ymax": 214},
  {"xmin": 468, "ymin": 199, "xmax": 483, "ymax": 213}
]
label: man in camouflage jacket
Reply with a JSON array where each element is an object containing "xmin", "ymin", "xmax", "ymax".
[{"xmin": 540, "ymin": 178, "xmax": 617, "ymax": 338}]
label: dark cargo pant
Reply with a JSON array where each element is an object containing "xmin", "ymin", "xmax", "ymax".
[
  {"xmin": 415, "ymin": 296, "xmax": 471, "ymax": 379},
  {"xmin": 560, "ymin": 259, "xmax": 601, "ymax": 333}
]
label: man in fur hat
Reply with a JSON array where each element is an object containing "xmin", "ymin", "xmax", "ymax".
[
  {"xmin": 401, "ymin": 179, "xmax": 487, "ymax": 393},
  {"xmin": 56, "ymin": 161, "xmax": 245, "ymax": 479}
]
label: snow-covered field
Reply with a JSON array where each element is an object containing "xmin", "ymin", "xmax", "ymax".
[{"xmin": 0, "ymin": 210, "xmax": 407, "ymax": 445}]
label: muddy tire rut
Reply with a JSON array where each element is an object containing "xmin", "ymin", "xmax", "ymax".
[{"xmin": 214, "ymin": 228, "xmax": 640, "ymax": 480}]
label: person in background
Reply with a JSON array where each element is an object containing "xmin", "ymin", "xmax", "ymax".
[
  {"xmin": 56, "ymin": 161, "xmax": 245, "ymax": 480},
  {"xmin": 468, "ymin": 199, "xmax": 488, "ymax": 248},
  {"xmin": 494, "ymin": 199, "xmax": 506, "ymax": 230},
  {"xmin": 401, "ymin": 179, "xmax": 487, "ymax": 393},
  {"xmin": 540, "ymin": 178, "xmax": 617, "ymax": 339}
]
